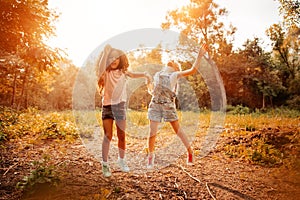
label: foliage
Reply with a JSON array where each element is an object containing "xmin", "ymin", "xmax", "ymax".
[
  {"xmin": 0, "ymin": 106, "xmax": 19, "ymax": 142},
  {"xmin": 0, "ymin": 0, "xmax": 66, "ymax": 109},
  {"xmin": 0, "ymin": 107, "xmax": 298, "ymax": 198},
  {"xmin": 0, "ymin": 0, "xmax": 57, "ymax": 51},
  {"xmin": 225, "ymin": 105, "xmax": 300, "ymax": 117},
  {"xmin": 0, "ymin": 0, "xmax": 298, "ymax": 113},
  {"xmin": 243, "ymin": 38, "xmax": 285, "ymax": 107},
  {"xmin": 224, "ymin": 135, "xmax": 284, "ymax": 166},
  {"xmin": 267, "ymin": 106, "xmax": 300, "ymax": 117},
  {"xmin": 44, "ymin": 64, "xmax": 79, "ymax": 110},
  {"xmin": 223, "ymin": 111, "xmax": 300, "ymax": 167},
  {"xmin": 226, "ymin": 105, "xmax": 251, "ymax": 115},
  {"xmin": 128, "ymin": 44, "xmax": 163, "ymax": 68},
  {"xmin": 159, "ymin": 0, "xmax": 299, "ymax": 110},
  {"xmin": 0, "ymin": 106, "xmax": 78, "ymax": 141},
  {"xmin": 277, "ymin": 0, "xmax": 300, "ymax": 28},
  {"xmin": 0, "ymin": 129, "xmax": 7, "ymax": 143},
  {"xmin": 162, "ymin": 0, "xmax": 236, "ymax": 57},
  {"xmin": 127, "ymin": 110, "xmax": 149, "ymax": 126},
  {"xmin": 16, "ymin": 155, "xmax": 60, "ymax": 193},
  {"xmin": 266, "ymin": 0, "xmax": 300, "ymax": 109},
  {"xmin": 286, "ymin": 95, "xmax": 300, "ymax": 110}
]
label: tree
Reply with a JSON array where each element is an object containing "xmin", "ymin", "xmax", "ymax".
[
  {"xmin": 242, "ymin": 38, "xmax": 285, "ymax": 108},
  {"xmin": 46, "ymin": 63, "xmax": 79, "ymax": 110},
  {"xmin": 0, "ymin": 0, "xmax": 65, "ymax": 109},
  {"xmin": 161, "ymin": 0, "xmax": 235, "ymax": 110},
  {"xmin": 162, "ymin": 0, "xmax": 236, "ymax": 57},
  {"xmin": 278, "ymin": 0, "xmax": 300, "ymax": 29},
  {"xmin": 266, "ymin": 0, "xmax": 300, "ymax": 108},
  {"xmin": 127, "ymin": 46, "xmax": 163, "ymax": 110}
]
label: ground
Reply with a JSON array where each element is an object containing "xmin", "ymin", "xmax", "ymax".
[{"xmin": 1, "ymin": 129, "xmax": 299, "ymax": 200}]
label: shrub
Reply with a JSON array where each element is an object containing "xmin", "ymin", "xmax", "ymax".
[
  {"xmin": 226, "ymin": 105, "xmax": 252, "ymax": 114},
  {"xmin": 16, "ymin": 155, "xmax": 60, "ymax": 193}
]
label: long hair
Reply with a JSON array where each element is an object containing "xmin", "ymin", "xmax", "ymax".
[
  {"xmin": 98, "ymin": 48, "xmax": 129, "ymax": 94},
  {"xmin": 167, "ymin": 60, "xmax": 181, "ymax": 71},
  {"xmin": 106, "ymin": 48, "xmax": 129, "ymax": 72}
]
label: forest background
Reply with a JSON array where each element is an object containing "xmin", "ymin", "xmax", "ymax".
[
  {"xmin": 0, "ymin": 0, "xmax": 299, "ymax": 112},
  {"xmin": 0, "ymin": 0, "xmax": 299, "ymax": 199}
]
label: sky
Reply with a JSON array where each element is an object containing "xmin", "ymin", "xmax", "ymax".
[{"xmin": 47, "ymin": 0, "xmax": 281, "ymax": 66}]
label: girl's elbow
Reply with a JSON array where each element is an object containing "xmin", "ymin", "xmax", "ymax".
[{"xmin": 191, "ymin": 66, "xmax": 198, "ymax": 73}]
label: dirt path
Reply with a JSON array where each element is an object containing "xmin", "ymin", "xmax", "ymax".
[{"xmin": 1, "ymin": 133, "xmax": 299, "ymax": 200}]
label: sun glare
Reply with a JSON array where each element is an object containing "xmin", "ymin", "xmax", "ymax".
[
  {"xmin": 47, "ymin": 0, "xmax": 280, "ymax": 66},
  {"xmin": 47, "ymin": 0, "xmax": 189, "ymax": 66},
  {"xmin": 215, "ymin": 0, "xmax": 281, "ymax": 49}
]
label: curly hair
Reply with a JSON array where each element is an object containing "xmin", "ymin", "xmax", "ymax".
[
  {"xmin": 98, "ymin": 48, "xmax": 129, "ymax": 94},
  {"xmin": 167, "ymin": 60, "xmax": 181, "ymax": 71},
  {"xmin": 106, "ymin": 48, "xmax": 129, "ymax": 72}
]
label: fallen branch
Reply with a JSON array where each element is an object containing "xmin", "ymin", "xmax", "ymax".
[
  {"xmin": 106, "ymin": 191, "xmax": 112, "ymax": 199},
  {"xmin": 174, "ymin": 177, "xmax": 179, "ymax": 188},
  {"xmin": 183, "ymin": 191, "xmax": 188, "ymax": 199},
  {"xmin": 3, "ymin": 163, "xmax": 18, "ymax": 176},
  {"xmin": 179, "ymin": 165, "xmax": 201, "ymax": 183},
  {"xmin": 206, "ymin": 182, "xmax": 216, "ymax": 200},
  {"xmin": 159, "ymin": 193, "xmax": 163, "ymax": 199},
  {"xmin": 179, "ymin": 165, "xmax": 216, "ymax": 200}
]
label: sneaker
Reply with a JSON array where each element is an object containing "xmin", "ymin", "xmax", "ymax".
[
  {"xmin": 117, "ymin": 158, "xmax": 130, "ymax": 172},
  {"xmin": 102, "ymin": 163, "xmax": 111, "ymax": 177},
  {"xmin": 147, "ymin": 154, "xmax": 155, "ymax": 169},
  {"xmin": 187, "ymin": 152, "xmax": 194, "ymax": 165}
]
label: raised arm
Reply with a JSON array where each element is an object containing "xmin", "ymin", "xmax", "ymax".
[
  {"xmin": 177, "ymin": 44, "xmax": 207, "ymax": 78},
  {"xmin": 98, "ymin": 44, "xmax": 112, "ymax": 74}
]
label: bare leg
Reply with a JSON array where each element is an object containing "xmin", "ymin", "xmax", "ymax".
[
  {"xmin": 102, "ymin": 119, "xmax": 114, "ymax": 162},
  {"xmin": 148, "ymin": 120, "xmax": 160, "ymax": 153},
  {"xmin": 116, "ymin": 120, "xmax": 126, "ymax": 159},
  {"xmin": 170, "ymin": 120, "xmax": 193, "ymax": 154}
]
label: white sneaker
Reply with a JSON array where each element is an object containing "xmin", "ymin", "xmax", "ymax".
[
  {"xmin": 147, "ymin": 154, "xmax": 155, "ymax": 169},
  {"xmin": 117, "ymin": 158, "xmax": 130, "ymax": 172},
  {"xmin": 102, "ymin": 163, "xmax": 111, "ymax": 177}
]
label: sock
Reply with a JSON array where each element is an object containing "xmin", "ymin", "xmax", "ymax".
[
  {"xmin": 148, "ymin": 153, "xmax": 155, "ymax": 165},
  {"xmin": 102, "ymin": 161, "xmax": 109, "ymax": 166},
  {"xmin": 118, "ymin": 156, "xmax": 126, "ymax": 160},
  {"xmin": 149, "ymin": 152, "xmax": 154, "ymax": 157}
]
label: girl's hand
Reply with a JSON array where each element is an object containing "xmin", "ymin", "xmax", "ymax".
[
  {"xmin": 198, "ymin": 43, "xmax": 208, "ymax": 57},
  {"xmin": 144, "ymin": 72, "xmax": 152, "ymax": 84},
  {"xmin": 104, "ymin": 44, "xmax": 112, "ymax": 55}
]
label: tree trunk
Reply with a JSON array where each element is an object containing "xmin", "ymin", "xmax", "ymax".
[
  {"xmin": 262, "ymin": 94, "xmax": 265, "ymax": 109},
  {"xmin": 11, "ymin": 69, "xmax": 17, "ymax": 108},
  {"xmin": 17, "ymin": 66, "xmax": 28, "ymax": 111}
]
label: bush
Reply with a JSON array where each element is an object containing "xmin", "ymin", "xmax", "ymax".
[
  {"xmin": 0, "ymin": 107, "xmax": 78, "ymax": 141},
  {"xmin": 226, "ymin": 105, "xmax": 252, "ymax": 114},
  {"xmin": 16, "ymin": 155, "xmax": 60, "ymax": 193},
  {"xmin": 286, "ymin": 96, "xmax": 300, "ymax": 111}
]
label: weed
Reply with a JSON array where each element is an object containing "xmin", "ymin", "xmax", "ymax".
[
  {"xmin": 0, "ymin": 107, "xmax": 78, "ymax": 141},
  {"xmin": 16, "ymin": 155, "xmax": 60, "ymax": 193},
  {"xmin": 226, "ymin": 105, "xmax": 251, "ymax": 115},
  {"xmin": 127, "ymin": 110, "xmax": 148, "ymax": 126}
]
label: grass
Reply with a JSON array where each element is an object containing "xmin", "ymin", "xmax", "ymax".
[
  {"xmin": 1, "ymin": 107, "xmax": 297, "ymax": 197},
  {"xmin": 222, "ymin": 112, "xmax": 299, "ymax": 167},
  {"xmin": 1, "ymin": 107, "xmax": 299, "ymax": 168}
]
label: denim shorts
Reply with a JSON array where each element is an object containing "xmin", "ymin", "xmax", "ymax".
[
  {"xmin": 102, "ymin": 102, "xmax": 126, "ymax": 120},
  {"xmin": 147, "ymin": 101, "xmax": 178, "ymax": 122}
]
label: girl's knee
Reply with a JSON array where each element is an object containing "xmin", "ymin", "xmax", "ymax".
[
  {"xmin": 149, "ymin": 131, "xmax": 157, "ymax": 137},
  {"xmin": 104, "ymin": 133, "xmax": 113, "ymax": 141},
  {"xmin": 117, "ymin": 131, "xmax": 125, "ymax": 141}
]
